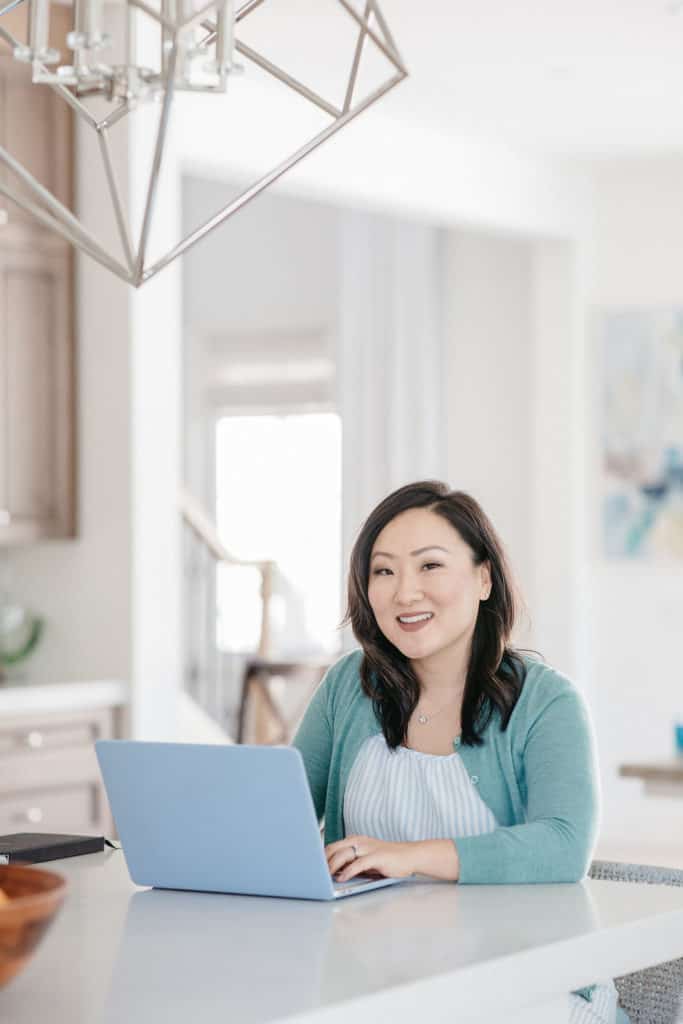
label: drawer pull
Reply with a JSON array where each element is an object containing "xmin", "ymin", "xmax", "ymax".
[
  {"xmin": 13, "ymin": 807, "xmax": 44, "ymax": 824},
  {"xmin": 24, "ymin": 731, "xmax": 44, "ymax": 749}
]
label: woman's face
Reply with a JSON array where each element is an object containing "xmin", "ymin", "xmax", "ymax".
[{"xmin": 367, "ymin": 508, "xmax": 491, "ymax": 664}]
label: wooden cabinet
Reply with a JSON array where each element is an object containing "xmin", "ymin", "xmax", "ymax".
[
  {"xmin": 0, "ymin": 705, "xmax": 120, "ymax": 835},
  {"xmin": 0, "ymin": 240, "xmax": 75, "ymax": 541},
  {"xmin": 0, "ymin": 6, "xmax": 76, "ymax": 544},
  {"xmin": 0, "ymin": 57, "xmax": 73, "ymax": 221}
]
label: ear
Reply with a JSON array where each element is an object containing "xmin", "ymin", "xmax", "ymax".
[{"xmin": 479, "ymin": 561, "xmax": 492, "ymax": 601}]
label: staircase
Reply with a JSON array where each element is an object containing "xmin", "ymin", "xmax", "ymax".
[
  {"xmin": 180, "ymin": 487, "xmax": 274, "ymax": 740},
  {"xmin": 180, "ymin": 488, "xmax": 328, "ymax": 743}
]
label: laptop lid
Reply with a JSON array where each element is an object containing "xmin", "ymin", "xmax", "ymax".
[{"xmin": 96, "ymin": 740, "xmax": 344, "ymax": 899}]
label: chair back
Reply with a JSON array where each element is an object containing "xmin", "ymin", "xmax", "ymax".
[{"xmin": 589, "ymin": 859, "xmax": 683, "ymax": 1024}]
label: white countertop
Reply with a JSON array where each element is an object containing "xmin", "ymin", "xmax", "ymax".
[
  {"xmin": 0, "ymin": 680, "xmax": 127, "ymax": 715},
  {"xmin": 4, "ymin": 850, "xmax": 683, "ymax": 1024}
]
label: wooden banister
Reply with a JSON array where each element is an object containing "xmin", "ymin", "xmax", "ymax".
[{"xmin": 179, "ymin": 487, "xmax": 274, "ymax": 658}]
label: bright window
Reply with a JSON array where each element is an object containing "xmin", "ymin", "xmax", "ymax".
[{"xmin": 215, "ymin": 412, "xmax": 342, "ymax": 658}]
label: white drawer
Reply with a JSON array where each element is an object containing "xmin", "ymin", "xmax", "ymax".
[
  {"xmin": 0, "ymin": 705, "xmax": 120, "ymax": 833},
  {"xmin": 0, "ymin": 783, "xmax": 102, "ymax": 833},
  {"xmin": 0, "ymin": 707, "xmax": 112, "ymax": 755}
]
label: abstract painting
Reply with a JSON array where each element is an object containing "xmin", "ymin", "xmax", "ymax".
[{"xmin": 602, "ymin": 309, "xmax": 683, "ymax": 559}]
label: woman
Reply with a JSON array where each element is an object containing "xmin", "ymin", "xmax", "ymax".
[{"xmin": 293, "ymin": 481, "xmax": 628, "ymax": 1024}]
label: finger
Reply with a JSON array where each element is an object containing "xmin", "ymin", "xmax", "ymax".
[
  {"xmin": 328, "ymin": 848, "xmax": 358, "ymax": 876},
  {"xmin": 337, "ymin": 854, "xmax": 380, "ymax": 882},
  {"xmin": 325, "ymin": 835, "xmax": 361, "ymax": 858},
  {"xmin": 325, "ymin": 843, "xmax": 354, "ymax": 867},
  {"xmin": 325, "ymin": 842, "xmax": 349, "ymax": 864},
  {"xmin": 328, "ymin": 839, "xmax": 370, "ymax": 875},
  {"xmin": 325, "ymin": 836, "xmax": 367, "ymax": 867}
]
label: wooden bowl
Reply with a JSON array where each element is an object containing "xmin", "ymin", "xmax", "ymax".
[{"xmin": 0, "ymin": 864, "xmax": 67, "ymax": 988}]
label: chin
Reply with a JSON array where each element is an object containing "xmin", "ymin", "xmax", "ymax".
[
  {"xmin": 390, "ymin": 632, "xmax": 439, "ymax": 660},
  {"xmin": 408, "ymin": 644, "xmax": 441, "ymax": 662}
]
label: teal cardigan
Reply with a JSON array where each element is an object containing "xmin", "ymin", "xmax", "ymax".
[
  {"xmin": 292, "ymin": 649, "xmax": 600, "ymax": 885},
  {"xmin": 293, "ymin": 649, "xmax": 609, "ymax": 1008}
]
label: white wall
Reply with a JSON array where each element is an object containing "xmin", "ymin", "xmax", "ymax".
[
  {"xmin": 531, "ymin": 239, "xmax": 588, "ymax": 682},
  {"xmin": 128, "ymin": 101, "xmax": 183, "ymax": 740},
  {"xmin": 444, "ymin": 231, "xmax": 536, "ymax": 634},
  {"xmin": 7, "ymin": 82, "xmax": 133, "ymax": 688},
  {"xmin": 182, "ymin": 177, "xmax": 340, "ymax": 338},
  {"xmin": 174, "ymin": 79, "xmax": 593, "ymax": 242},
  {"xmin": 589, "ymin": 158, "xmax": 683, "ymax": 856},
  {"xmin": 436, "ymin": 231, "xmax": 589, "ymax": 682}
]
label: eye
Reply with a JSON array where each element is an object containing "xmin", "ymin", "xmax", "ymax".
[
  {"xmin": 372, "ymin": 567, "xmax": 393, "ymax": 576},
  {"xmin": 422, "ymin": 562, "xmax": 442, "ymax": 570}
]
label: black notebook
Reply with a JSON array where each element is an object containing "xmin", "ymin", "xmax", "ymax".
[{"xmin": 0, "ymin": 833, "xmax": 106, "ymax": 865}]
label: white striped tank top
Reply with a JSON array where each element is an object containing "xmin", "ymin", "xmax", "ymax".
[
  {"xmin": 343, "ymin": 733, "xmax": 498, "ymax": 841},
  {"xmin": 342, "ymin": 731, "xmax": 620, "ymax": 1024}
]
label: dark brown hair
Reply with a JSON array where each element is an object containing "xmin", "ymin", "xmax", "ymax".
[{"xmin": 343, "ymin": 480, "xmax": 527, "ymax": 748}]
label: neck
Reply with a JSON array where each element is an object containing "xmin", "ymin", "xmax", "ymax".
[{"xmin": 411, "ymin": 637, "xmax": 472, "ymax": 702}]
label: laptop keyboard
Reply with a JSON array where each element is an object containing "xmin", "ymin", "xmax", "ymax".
[{"xmin": 333, "ymin": 875, "xmax": 377, "ymax": 891}]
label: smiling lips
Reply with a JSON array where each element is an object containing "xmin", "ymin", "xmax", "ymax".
[{"xmin": 396, "ymin": 612, "xmax": 434, "ymax": 632}]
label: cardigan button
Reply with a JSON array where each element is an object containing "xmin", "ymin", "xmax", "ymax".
[{"xmin": 470, "ymin": 775, "xmax": 479, "ymax": 785}]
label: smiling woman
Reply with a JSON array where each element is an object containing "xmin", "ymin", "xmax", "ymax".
[
  {"xmin": 292, "ymin": 480, "xmax": 629, "ymax": 1024},
  {"xmin": 347, "ymin": 483, "xmax": 524, "ymax": 753}
]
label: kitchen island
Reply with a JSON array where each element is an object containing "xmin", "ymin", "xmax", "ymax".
[{"xmin": 4, "ymin": 848, "xmax": 683, "ymax": 1024}]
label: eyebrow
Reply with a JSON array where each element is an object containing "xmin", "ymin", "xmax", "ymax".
[{"xmin": 370, "ymin": 545, "xmax": 450, "ymax": 561}]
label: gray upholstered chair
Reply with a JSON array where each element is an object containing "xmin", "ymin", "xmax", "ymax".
[{"xmin": 588, "ymin": 860, "xmax": 683, "ymax": 1024}]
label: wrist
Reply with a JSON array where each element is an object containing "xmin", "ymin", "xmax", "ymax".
[{"xmin": 411, "ymin": 839, "xmax": 460, "ymax": 881}]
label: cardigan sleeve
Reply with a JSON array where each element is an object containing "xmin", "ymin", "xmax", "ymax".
[
  {"xmin": 455, "ymin": 684, "xmax": 599, "ymax": 884},
  {"xmin": 291, "ymin": 672, "xmax": 334, "ymax": 821}
]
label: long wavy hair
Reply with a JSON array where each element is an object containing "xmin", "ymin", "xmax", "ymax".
[{"xmin": 343, "ymin": 481, "xmax": 527, "ymax": 748}]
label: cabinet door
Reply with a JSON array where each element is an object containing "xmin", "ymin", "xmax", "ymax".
[
  {"xmin": 0, "ymin": 7, "xmax": 73, "ymax": 222},
  {"xmin": 0, "ymin": 6, "xmax": 76, "ymax": 543},
  {"xmin": 0, "ymin": 243, "xmax": 75, "ymax": 539}
]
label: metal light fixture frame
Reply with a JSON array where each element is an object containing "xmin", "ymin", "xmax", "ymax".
[{"xmin": 0, "ymin": 0, "xmax": 407, "ymax": 287}]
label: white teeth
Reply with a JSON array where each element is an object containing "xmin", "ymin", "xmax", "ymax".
[{"xmin": 398, "ymin": 613, "xmax": 433, "ymax": 624}]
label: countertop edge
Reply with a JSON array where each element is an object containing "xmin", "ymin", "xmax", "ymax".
[{"xmin": 0, "ymin": 680, "xmax": 129, "ymax": 714}]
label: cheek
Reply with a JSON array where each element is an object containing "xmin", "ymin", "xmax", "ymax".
[
  {"xmin": 367, "ymin": 582, "xmax": 384, "ymax": 618},
  {"xmin": 368, "ymin": 583, "xmax": 398, "ymax": 629},
  {"xmin": 438, "ymin": 575, "xmax": 480, "ymax": 614}
]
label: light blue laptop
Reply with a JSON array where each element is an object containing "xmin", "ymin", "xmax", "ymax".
[{"xmin": 95, "ymin": 740, "xmax": 402, "ymax": 901}]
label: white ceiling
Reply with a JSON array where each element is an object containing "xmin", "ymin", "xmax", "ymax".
[
  {"xmin": 384, "ymin": 0, "xmax": 683, "ymax": 159},
  {"xmin": 254, "ymin": 0, "xmax": 683, "ymax": 160},
  {"xmin": 50, "ymin": 0, "xmax": 683, "ymax": 159}
]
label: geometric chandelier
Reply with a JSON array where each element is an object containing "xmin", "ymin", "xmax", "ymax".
[{"xmin": 0, "ymin": 0, "xmax": 406, "ymax": 287}]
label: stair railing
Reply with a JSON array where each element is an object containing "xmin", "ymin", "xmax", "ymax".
[{"xmin": 179, "ymin": 487, "xmax": 274, "ymax": 726}]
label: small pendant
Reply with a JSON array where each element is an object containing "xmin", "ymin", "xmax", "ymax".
[{"xmin": 418, "ymin": 714, "xmax": 428, "ymax": 724}]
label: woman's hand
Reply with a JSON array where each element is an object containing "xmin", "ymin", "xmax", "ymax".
[
  {"xmin": 326, "ymin": 835, "xmax": 461, "ymax": 882},
  {"xmin": 325, "ymin": 834, "xmax": 416, "ymax": 881}
]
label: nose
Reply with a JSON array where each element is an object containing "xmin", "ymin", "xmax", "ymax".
[{"xmin": 394, "ymin": 571, "xmax": 425, "ymax": 606}]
